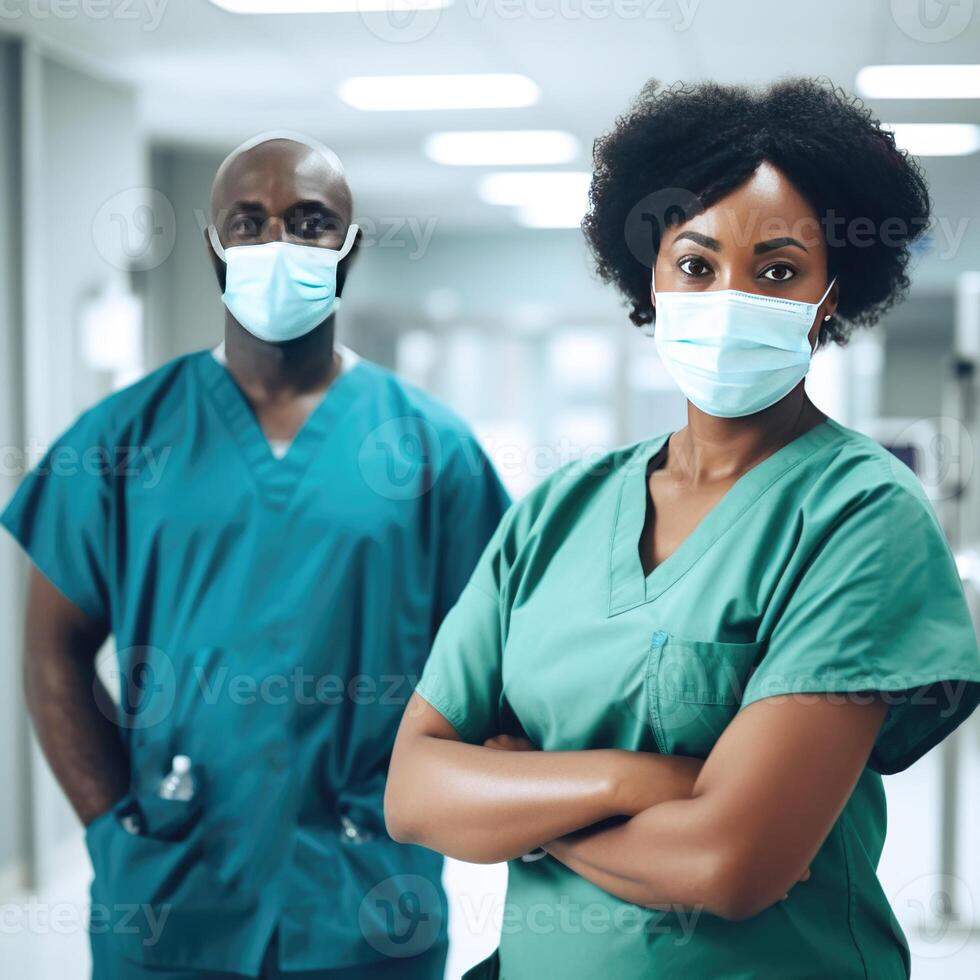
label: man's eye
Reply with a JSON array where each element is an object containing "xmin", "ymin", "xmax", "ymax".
[
  {"xmin": 294, "ymin": 215, "xmax": 340, "ymax": 239},
  {"xmin": 229, "ymin": 217, "xmax": 259, "ymax": 238},
  {"xmin": 761, "ymin": 264, "xmax": 796, "ymax": 282},
  {"xmin": 678, "ymin": 256, "xmax": 711, "ymax": 278}
]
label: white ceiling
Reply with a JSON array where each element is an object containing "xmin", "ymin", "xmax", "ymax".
[{"xmin": 3, "ymin": 0, "xmax": 980, "ymax": 252}]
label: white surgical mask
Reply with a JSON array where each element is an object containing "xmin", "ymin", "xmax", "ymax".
[
  {"xmin": 651, "ymin": 270, "xmax": 836, "ymax": 418},
  {"xmin": 208, "ymin": 224, "xmax": 358, "ymax": 344}
]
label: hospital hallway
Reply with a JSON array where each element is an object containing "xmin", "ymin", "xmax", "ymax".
[{"xmin": 1, "ymin": 2, "xmax": 980, "ymax": 978}]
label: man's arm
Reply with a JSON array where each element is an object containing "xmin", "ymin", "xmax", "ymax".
[
  {"xmin": 544, "ymin": 694, "xmax": 888, "ymax": 920},
  {"xmin": 384, "ymin": 693, "xmax": 703, "ymax": 864},
  {"xmin": 24, "ymin": 567, "xmax": 129, "ymax": 825}
]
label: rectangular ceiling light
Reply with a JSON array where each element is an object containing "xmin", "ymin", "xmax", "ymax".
[
  {"xmin": 883, "ymin": 123, "xmax": 980, "ymax": 156},
  {"xmin": 856, "ymin": 64, "xmax": 980, "ymax": 99},
  {"xmin": 477, "ymin": 171, "xmax": 592, "ymax": 228},
  {"xmin": 339, "ymin": 74, "xmax": 539, "ymax": 112},
  {"xmin": 478, "ymin": 171, "xmax": 591, "ymax": 205},
  {"xmin": 210, "ymin": 0, "xmax": 449, "ymax": 11},
  {"xmin": 426, "ymin": 131, "xmax": 578, "ymax": 166},
  {"xmin": 516, "ymin": 205, "xmax": 585, "ymax": 229}
]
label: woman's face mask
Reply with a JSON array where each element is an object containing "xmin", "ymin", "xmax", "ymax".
[
  {"xmin": 208, "ymin": 223, "xmax": 359, "ymax": 344},
  {"xmin": 651, "ymin": 269, "xmax": 836, "ymax": 418}
]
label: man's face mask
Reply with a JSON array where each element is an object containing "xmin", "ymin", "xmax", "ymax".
[
  {"xmin": 208, "ymin": 223, "xmax": 359, "ymax": 344},
  {"xmin": 651, "ymin": 268, "xmax": 836, "ymax": 418}
]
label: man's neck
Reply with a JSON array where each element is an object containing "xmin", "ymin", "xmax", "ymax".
[{"xmin": 223, "ymin": 317, "xmax": 340, "ymax": 398}]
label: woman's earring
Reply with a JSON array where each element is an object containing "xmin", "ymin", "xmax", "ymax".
[{"xmin": 824, "ymin": 314, "xmax": 832, "ymax": 321}]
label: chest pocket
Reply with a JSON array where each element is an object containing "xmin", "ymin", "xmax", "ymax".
[{"xmin": 646, "ymin": 631, "xmax": 764, "ymax": 757}]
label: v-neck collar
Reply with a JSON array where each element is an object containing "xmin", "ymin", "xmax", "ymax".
[
  {"xmin": 608, "ymin": 419, "xmax": 843, "ymax": 616},
  {"xmin": 195, "ymin": 350, "xmax": 369, "ymax": 510}
]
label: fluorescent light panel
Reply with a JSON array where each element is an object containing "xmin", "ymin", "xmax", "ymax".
[
  {"xmin": 477, "ymin": 171, "xmax": 591, "ymax": 229},
  {"xmin": 516, "ymin": 205, "xmax": 584, "ymax": 229},
  {"xmin": 884, "ymin": 123, "xmax": 980, "ymax": 156},
  {"xmin": 478, "ymin": 171, "xmax": 591, "ymax": 205},
  {"xmin": 426, "ymin": 131, "xmax": 578, "ymax": 166},
  {"xmin": 210, "ymin": 0, "xmax": 450, "ymax": 11},
  {"xmin": 856, "ymin": 64, "xmax": 980, "ymax": 99},
  {"xmin": 339, "ymin": 74, "xmax": 539, "ymax": 111}
]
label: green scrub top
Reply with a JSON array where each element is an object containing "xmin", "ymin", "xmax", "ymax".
[
  {"xmin": 1, "ymin": 350, "xmax": 510, "ymax": 976},
  {"xmin": 415, "ymin": 418, "xmax": 980, "ymax": 980}
]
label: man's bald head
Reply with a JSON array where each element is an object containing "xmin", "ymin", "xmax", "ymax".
[{"xmin": 209, "ymin": 133, "xmax": 353, "ymax": 249}]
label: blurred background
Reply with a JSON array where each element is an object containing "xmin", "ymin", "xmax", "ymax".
[{"xmin": 0, "ymin": 0, "xmax": 979, "ymax": 976}]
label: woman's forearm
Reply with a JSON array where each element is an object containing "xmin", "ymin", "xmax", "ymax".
[
  {"xmin": 544, "ymin": 799, "xmax": 724, "ymax": 912},
  {"xmin": 385, "ymin": 731, "xmax": 703, "ymax": 864}
]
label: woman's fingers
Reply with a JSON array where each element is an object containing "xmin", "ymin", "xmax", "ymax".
[
  {"xmin": 782, "ymin": 867, "xmax": 813, "ymax": 900},
  {"xmin": 483, "ymin": 734, "xmax": 536, "ymax": 752}
]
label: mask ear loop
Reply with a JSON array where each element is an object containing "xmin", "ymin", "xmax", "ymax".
[
  {"xmin": 337, "ymin": 223, "xmax": 359, "ymax": 261},
  {"xmin": 643, "ymin": 266, "xmax": 658, "ymax": 338},
  {"xmin": 207, "ymin": 222, "xmax": 359, "ymax": 263},
  {"xmin": 818, "ymin": 276, "xmax": 837, "ymax": 319},
  {"xmin": 207, "ymin": 224, "xmax": 227, "ymax": 263}
]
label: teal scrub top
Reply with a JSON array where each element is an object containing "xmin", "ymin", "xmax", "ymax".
[
  {"xmin": 416, "ymin": 418, "xmax": 980, "ymax": 980},
  {"xmin": 1, "ymin": 350, "xmax": 510, "ymax": 975}
]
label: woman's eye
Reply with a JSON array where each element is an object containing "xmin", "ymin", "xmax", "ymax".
[
  {"xmin": 760, "ymin": 264, "xmax": 796, "ymax": 282},
  {"xmin": 678, "ymin": 256, "xmax": 711, "ymax": 278}
]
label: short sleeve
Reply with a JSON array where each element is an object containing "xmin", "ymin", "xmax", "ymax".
[
  {"xmin": 0, "ymin": 408, "xmax": 113, "ymax": 624},
  {"xmin": 432, "ymin": 433, "xmax": 511, "ymax": 631},
  {"xmin": 416, "ymin": 501, "xmax": 514, "ymax": 744},
  {"xmin": 741, "ymin": 482, "xmax": 980, "ymax": 775}
]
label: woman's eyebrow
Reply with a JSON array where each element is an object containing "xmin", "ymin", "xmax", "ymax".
[
  {"xmin": 754, "ymin": 236, "xmax": 808, "ymax": 254},
  {"xmin": 672, "ymin": 230, "xmax": 722, "ymax": 251}
]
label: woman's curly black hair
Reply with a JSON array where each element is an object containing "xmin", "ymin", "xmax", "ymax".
[{"xmin": 583, "ymin": 78, "xmax": 931, "ymax": 346}]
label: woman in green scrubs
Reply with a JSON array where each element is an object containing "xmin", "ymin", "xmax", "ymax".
[{"xmin": 384, "ymin": 79, "xmax": 980, "ymax": 979}]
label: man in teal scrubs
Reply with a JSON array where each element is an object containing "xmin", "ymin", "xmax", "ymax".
[{"xmin": 1, "ymin": 133, "xmax": 509, "ymax": 978}]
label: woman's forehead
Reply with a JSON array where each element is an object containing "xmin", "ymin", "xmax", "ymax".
[{"xmin": 670, "ymin": 164, "xmax": 822, "ymax": 248}]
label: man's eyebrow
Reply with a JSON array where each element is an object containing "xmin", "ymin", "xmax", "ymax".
[
  {"xmin": 288, "ymin": 199, "xmax": 343, "ymax": 218},
  {"xmin": 227, "ymin": 200, "xmax": 265, "ymax": 213},
  {"xmin": 754, "ymin": 236, "xmax": 808, "ymax": 254},
  {"xmin": 672, "ymin": 230, "xmax": 721, "ymax": 251}
]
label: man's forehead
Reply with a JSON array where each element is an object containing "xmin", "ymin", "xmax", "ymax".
[{"xmin": 211, "ymin": 136, "xmax": 351, "ymax": 215}]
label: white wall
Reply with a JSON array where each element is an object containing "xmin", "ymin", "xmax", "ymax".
[
  {"xmin": 4, "ymin": 41, "xmax": 147, "ymax": 890},
  {"xmin": 0, "ymin": 37, "xmax": 29, "ymax": 895}
]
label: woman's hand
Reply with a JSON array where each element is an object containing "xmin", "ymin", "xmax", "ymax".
[{"xmin": 483, "ymin": 734, "xmax": 537, "ymax": 752}]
